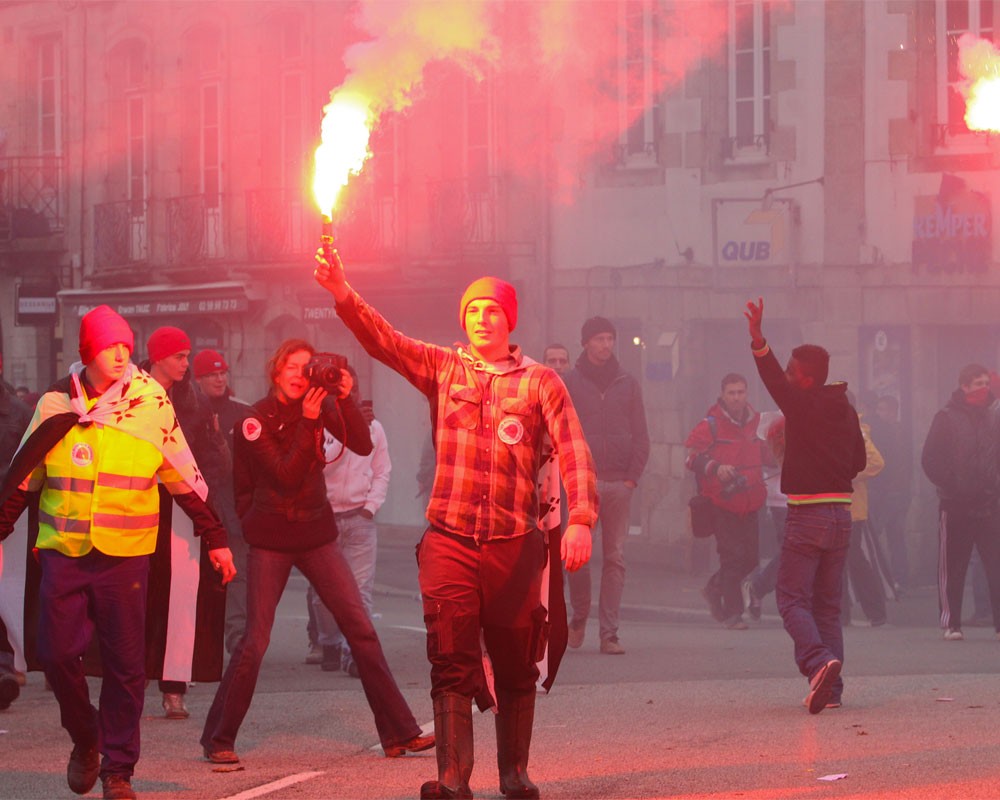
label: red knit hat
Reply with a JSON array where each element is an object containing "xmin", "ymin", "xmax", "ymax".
[
  {"xmin": 78, "ymin": 305, "xmax": 134, "ymax": 364},
  {"xmin": 147, "ymin": 326, "xmax": 191, "ymax": 363},
  {"xmin": 193, "ymin": 349, "xmax": 229, "ymax": 378},
  {"xmin": 459, "ymin": 277, "xmax": 518, "ymax": 332}
]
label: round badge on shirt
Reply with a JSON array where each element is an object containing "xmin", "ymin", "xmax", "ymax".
[
  {"xmin": 498, "ymin": 416, "xmax": 525, "ymax": 445},
  {"xmin": 242, "ymin": 417, "xmax": 263, "ymax": 442},
  {"xmin": 71, "ymin": 442, "xmax": 94, "ymax": 467}
]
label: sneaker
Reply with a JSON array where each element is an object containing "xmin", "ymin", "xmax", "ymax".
[
  {"xmin": 304, "ymin": 642, "xmax": 323, "ymax": 664},
  {"xmin": 804, "ymin": 659, "xmax": 842, "ymax": 715},
  {"xmin": 742, "ymin": 579, "xmax": 762, "ymax": 621},
  {"xmin": 162, "ymin": 692, "xmax": 189, "ymax": 719},
  {"xmin": 943, "ymin": 628, "xmax": 964, "ymax": 641},
  {"xmin": 701, "ymin": 586, "xmax": 725, "ymax": 623},
  {"xmin": 67, "ymin": 742, "xmax": 100, "ymax": 795},
  {"xmin": 567, "ymin": 621, "xmax": 586, "ymax": 649},
  {"xmin": 600, "ymin": 637, "xmax": 625, "ymax": 655},
  {"xmin": 321, "ymin": 645, "xmax": 341, "ymax": 672},
  {"xmin": 0, "ymin": 673, "xmax": 20, "ymax": 711},
  {"xmin": 101, "ymin": 774, "xmax": 136, "ymax": 800},
  {"xmin": 341, "ymin": 653, "xmax": 360, "ymax": 678}
]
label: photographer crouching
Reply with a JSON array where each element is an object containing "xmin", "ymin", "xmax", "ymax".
[{"xmin": 200, "ymin": 339, "xmax": 434, "ymax": 765}]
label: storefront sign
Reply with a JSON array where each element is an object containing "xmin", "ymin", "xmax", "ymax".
[
  {"xmin": 713, "ymin": 198, "xmax": 794, "ymax": 267},
  {"xmin": 912, "ymin": 178, "xmax": 991, "ymax": 273},
  {"xmin": 16, "ymin": 284, "xmax": 59, "ymax": 326}
]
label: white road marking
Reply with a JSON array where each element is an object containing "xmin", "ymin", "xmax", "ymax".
[{"xmin": 219, "ymin": 771, "xmax": 324, "ymax": 799}]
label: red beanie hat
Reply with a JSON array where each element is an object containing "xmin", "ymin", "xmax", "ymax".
[
  {"xmin": 193, "ymin": 349, "xmax": 229, "ymax": 378},
  {"xmin": 459, "ymin": 277, "xmax": 518, "ymax": 333},
  {"xmin": 147, "ymin": 326, "xmax": 191, "ymax": 363},
  {"xmin": 78, "ymin": 305, "xmax": 134, "ymax": 364}
]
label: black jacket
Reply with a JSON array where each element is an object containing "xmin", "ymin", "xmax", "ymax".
[
  {"xmin": 0, "ymin": 383, "xmax": 32, "ymax": 484},
  {"xmin": 921, "ymin": 389, "xmax": 1000, "ymax": 513},
  {"xmin": 562, "ymin": 355, "xmax": 649, "ymax": 484},
  {"xmin": 754, "ymin": 347, "xmax": 866, "ymax": 496},
  {"xmin": 234, "ymin": 393, "xmax": 372, "ymax": 552}
]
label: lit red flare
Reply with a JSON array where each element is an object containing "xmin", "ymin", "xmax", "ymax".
[
  {"xmin": 312, "ymin": 91, "xmax": 374, "ymax": 219},
  {"xmin": 958, "ymin": 32, "xmax": 1000, "ymax": 133}
]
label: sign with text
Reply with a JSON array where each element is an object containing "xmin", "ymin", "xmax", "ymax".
[
  {"xmin": 16, "ymin": 284, "xmax": 59, "ymax": 326},
  {"xmin": 713, "ymin": 198, "xmax": 794, "ymax": 267},
  {"xmin": 912, "ymin": 186, "xmax": 991, "ymax": 273}
]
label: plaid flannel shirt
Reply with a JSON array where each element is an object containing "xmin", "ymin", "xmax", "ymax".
[{"xmin": 336, "ymin": 290, "xmax": 598, "ymax": 542}]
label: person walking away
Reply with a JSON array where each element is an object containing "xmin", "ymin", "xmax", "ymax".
[
  {"xmin": 921, "ymin": 363, "xmax": 1000, "ymax": 641},
  {"xmin": 867, "ymin": 393, "xmax": 912, "ymax": 593},
  {"xmin": 562, "ymin": 317, "xmax": 649, "ymax": 654},
  {"xmin": 842, "ymin": 397, "xmax": 887, "ymax": 627},
  {"xmin": 315, "ymin": 247, "xmax": 598, "ymax": 800},
  {"xmin": 0, "ymin": 305, "xmax": 234, "ymax": 800},
  {"xmin": 685, "ymin": 373, "xmax": 768, "ymax": 630},
  {"xmin": 745, "ymin": 298, "xmax": 866, "ymax": 713}
]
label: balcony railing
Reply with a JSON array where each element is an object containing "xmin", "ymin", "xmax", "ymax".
[
  {"xmin": 722, "ymin": 134, "xmax": 770, "ymax": 162},
  {"xmin": 0, "ymin": 156, "xmax": 64, "ymax": 241},
  {"xmin": 246, "ymin": 189, "xmax": 311, "ymax": 261},
  {"xmin": 166, "ymin": 193, "xmax": 225, "ymax": 264},
  {"xmin": 94, "ymin": 199, "xmax": 147, "ymax": 268},
  {"xmin": 427, "ymin": 177, "xmax": 501, "ymax": 254},
  {"xmin": 246, "ymin": 182, "xmax": 402, "ymax": 263}
]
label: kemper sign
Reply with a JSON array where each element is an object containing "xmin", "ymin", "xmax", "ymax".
[{"xmin": 713, "ymin": 198, "xmax": 793, "ymax": 266}]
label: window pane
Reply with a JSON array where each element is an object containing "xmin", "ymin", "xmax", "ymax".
[
  {"xmin": 946, "ymin": 0, "xmax": 969, "ymax": 31},
  {"xmin": 736, "ymin": 100, "xmax": 754, "ymax": 142},
  {"xmin": 735, "ymin": 52, "xmax": 754, "ymax": 98}
]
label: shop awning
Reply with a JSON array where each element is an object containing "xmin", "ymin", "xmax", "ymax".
[{"xmin": 59, "ymin": 281, "xmax": 256, "ymax": 318}]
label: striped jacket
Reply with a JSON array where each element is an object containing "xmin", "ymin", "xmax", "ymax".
[{"xmin": 335, "ymin": 290, "xmax": 598, "ymax": 541}]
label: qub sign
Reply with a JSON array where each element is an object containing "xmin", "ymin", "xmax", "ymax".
[{"xmin": 712, "ymin": 198, "xmax": 794, "ymax": 267}]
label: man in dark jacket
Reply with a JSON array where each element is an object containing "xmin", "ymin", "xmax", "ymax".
[
  {"xmin": 563, "ymin": 316, "xmax": 650, "ymax": 655},
  {"xmin": 685, "ymin": 373, "xmax": 769, "ymax": 629},
  {"xmin": 192, "ymin": 349, "xmax": 254, "ymax": 654},
  {"xmin": 0, "ymin": 353, "xmax": 32, "ymax": 710},
  {"xmin": 745, "ymin": 298, "xmax": 866, "ymax": 714},
  {"xmin": 921, "ymin": 363, "xmax": 1000, "ymax": 641}
]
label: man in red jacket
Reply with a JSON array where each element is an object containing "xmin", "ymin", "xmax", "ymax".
[{"xmin": 686, "ymin": 373, "xmax": 769, "ymax": 629}]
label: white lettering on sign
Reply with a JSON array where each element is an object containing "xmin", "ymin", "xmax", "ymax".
[{"xmin": 18, "ymin": 297, "xmax": 57, "ymax": 314}]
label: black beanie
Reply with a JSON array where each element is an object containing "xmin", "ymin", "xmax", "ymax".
[{"xmin": 581, "ymin": 316, "xmax": 616, "ymax": 345}]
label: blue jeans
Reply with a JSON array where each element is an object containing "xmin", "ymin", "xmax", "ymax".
[
  {"xmin": 312, "ymin": 512, "xmax": 378, "ymax": 660},
  {"xmin": 776, "ymin": 504, "xmax": 851, "ymax": 693},
  {"xmin": 567, "ymin": 480, "xmax": 633, "ymax": 641},
  {"xmin": 37, "ymin": 549, "xmax": 149, "ymax": 778},
  {"xmin": 201, "ymin": 540, "xmax": 421, "ymax": 752}
]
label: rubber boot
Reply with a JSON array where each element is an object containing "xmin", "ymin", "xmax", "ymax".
[
  {"xmin": 495, "ymin": 688, "xmax": 539, "ymax": 799},
  {"xmin": 420, "ymin": 693, "xmax": 474, "ymax": 800}
]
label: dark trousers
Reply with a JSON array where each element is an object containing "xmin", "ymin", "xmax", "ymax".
[
  {"xmin": 776, "ymin": 504, "xmax": 851, "ymax": 698},
  {"xmin": 417, "ymin": 529, "xmax": 546, "ymax": 701},
  {"xmin": 843, "ymin": 521, "xmax": 887, "ymax": 624},
  {"xmin": 37, "ymin": 549, "xmax": 149, "ymax": 778},
  {"xmin": 201, "ymin": 541, "xmax": 421, "ymax": 752},
  {"xmin": 706, "ymin": 507, "xmax": 759, "ymax": 621},
  {"xmin": 869, "ymin": 490, "xmax": 910, "ymax": 587},
  {"xmin": 937, "ymin": 506, "xmax": 1000, "ymax": 632}
]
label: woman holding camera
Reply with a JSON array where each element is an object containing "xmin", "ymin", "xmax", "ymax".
[{"xmin": 200, "ymin": 339, "xmax": 433, "ymax": 764}]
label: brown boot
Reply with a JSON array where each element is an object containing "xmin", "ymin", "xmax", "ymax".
[
  {"xmin": 420, "ymin": 693, "xmax": 474, "ymax": 799},
  {"xmin": 495, "ymin": 688, "xmax": 539, "ymax": 799}
]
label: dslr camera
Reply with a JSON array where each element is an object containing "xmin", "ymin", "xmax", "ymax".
[
  {"xmin": 303, "ymin": 352, "xmax": 348, "ymax": 393},
  {"xmin": 720, "ymin": 473, "xmax": 750, "ymax": 498}
]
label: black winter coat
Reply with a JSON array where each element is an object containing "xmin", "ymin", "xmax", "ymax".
[{"xmin": 234, "ymin": 393, "xmax": 372, "ymax": 552}]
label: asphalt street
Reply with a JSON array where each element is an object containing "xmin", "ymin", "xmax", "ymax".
[{"xmin": 2, "ymin": 525, "xmax": 1000, "ymax": 800}]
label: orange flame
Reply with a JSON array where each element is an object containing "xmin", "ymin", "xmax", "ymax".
[
  {"xmin": 312, "ymin": 91, "xmax": 374, "ymax": 219},
  {"xmin": 959, "ymin": 33, "xmax": 1000, "ymax": 132}
]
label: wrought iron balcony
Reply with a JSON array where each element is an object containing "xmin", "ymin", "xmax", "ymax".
[
  {"xmin": 246, "ymin": 182, "xmax": 403, "ymax": 263},
  {"xmin": 932, "ymin": 122, "xmax": 993, "ymax": 148},
  {"xmin": 94, "ymin": 199, "xmax": 147, "ymax": 268},
  {"xmin": 0, "ymin": 156, "xmax": 64, "ymax": 241},
  {"xmin": 722, "ymin": 134, "xmax": 770, "ymax": 162},
  {"xmin": 166, "ymin": 193, "xmax": 226, "ymax": 265},
  {"xmin": 427, "ymin": 176, "xmax": 501, "ymax": 255}
]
